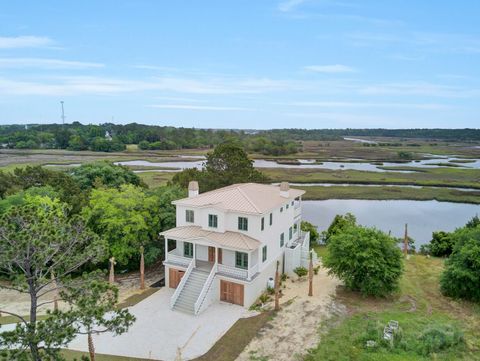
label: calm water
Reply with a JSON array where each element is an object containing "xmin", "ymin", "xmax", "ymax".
[
  {"xmin": 116, "ymin": 157, "xmax": 480, "ymax": 173},
  {"xmin": 302, "ymin": 200, "xmax": 480, "ymax": 246}
]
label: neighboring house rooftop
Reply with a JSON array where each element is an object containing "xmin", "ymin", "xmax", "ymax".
[
  {"xmin": 173, "ymin": 182, "xmax": 305, "ymax": 214},
  {"xmin": 161, "ymin": 225, "xmax": 261, "ymax": 251}
]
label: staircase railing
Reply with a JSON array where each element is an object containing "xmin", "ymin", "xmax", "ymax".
[
  {"xmin": 170, "ymin": 258, "xmax": 194, "ymax": 309},
  {"xmin": 194, "ymin": 263, "xmax": 217, "ymax": 315}
]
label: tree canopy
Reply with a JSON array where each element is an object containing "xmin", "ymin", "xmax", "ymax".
[
  {"xmin": 440, "ymin": 223, "xmax": 480, "ymax": 302},
  {"xmin": 324, "ymin": 223, "xmax": 404, "ymax": 296},
  {"xmin": 83, "ymin": 184, "xmax": 184, "ymax": 267},
  {"xmin": 172, "ymin": 142, "xmax": 268, "ymax": 192},
  {"xmin": 70, "ymin": 161, "xmax": 144, "ymax": 190},
  {"xmin": 323, "ymin": 213, "xmax": 357, "ymax": 243},
  {"xmin": 0, "ymin": 199, "xmax": 108, "ymax": 360}
]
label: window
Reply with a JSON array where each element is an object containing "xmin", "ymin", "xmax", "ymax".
[
  {"xmin": 269, "ymin": 213, "xmax": 273, "ymax": 225},
  {"xmin": 238, "ymin": 217, "xmax": 248, "ymax": 231},
  {"xmin": 261, "ymin": 217, "xmax": 265, "ymax": 231},
  {"xmin": 280, "ymin": 206, "xmax": 283, "ymax": 213},
  {"xmin": 280, "ymin": 233, "xmax": 285, "ymax": 247},
  {"xmin": 291, "ymin": 201, "xmax": 294, "ymax": 206},
  {"xmin": 208, "ymin": 214, "xmax": 218, "ymax": 228},
  {"xmin": 286, "ymin": 203, "xmax": 289, "ymax": 209},
  {"xmin": 235, "ymin": 252, "xmax": 248, "ymax": 269},
  {"xmin": 289, "ymin": 226, "xmax": 293, "ymax": 240},
  {"xmin": 262, "ymin": 246, "xmax": 267, "ymax": 262},
  {"xmin": 184, "ymin": 242, "xmax": 193, "ymax": 258},
  {"xmin": 293, "ymin": 223, "xmax": 298, "ymax": 233},
  {"xmin": 185, "ymin": 210, "xmax": 194, "ymax": 223}
]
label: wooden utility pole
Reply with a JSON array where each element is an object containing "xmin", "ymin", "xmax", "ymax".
[
  {"xmin": 51, "ymin": 271, "xmax": 58, "ymax": 311},
  {"xmin": 140, "ymin": 246, "xmax": 145, "ymax": 290},
  {"xmin": 109, "ymin": 257, "xmax": 116, "ymax": 285},
  {"xmin": 308, "ymin": 251, "xmax": 313, "ymax": 297},
  {"xmin": 403, "ymin": 224, "xmax": 409, "ymax": 257},
  {"xmin": 274, "ymin": 260, "xmax": 280, "ymax": 311}
]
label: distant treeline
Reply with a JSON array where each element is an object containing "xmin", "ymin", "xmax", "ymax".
[
  {"xmin": 0, "ymin": 123, "xmax": 478, "ymax": 154},
  {"xmin": 0, "ymin": 123, "xmax": 301, "ymax": 155}
]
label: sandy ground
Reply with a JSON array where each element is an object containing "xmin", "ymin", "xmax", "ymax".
[
  {"xmin": 236, "ymin": 265, "xmax": 344, "ymax": 361},
  {"xmin": 0, "ymin": 266, "xmax": 164, "ymax": 317}
]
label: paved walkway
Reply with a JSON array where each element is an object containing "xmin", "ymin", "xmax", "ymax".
[{"xmin": 67, "ymin": 287, "xmax": 251, "ymax": 361}]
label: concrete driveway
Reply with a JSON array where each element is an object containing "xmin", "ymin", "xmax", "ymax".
[{"xmin": 67, "ymin": 287, "xmax": 252, "ymax": 361}]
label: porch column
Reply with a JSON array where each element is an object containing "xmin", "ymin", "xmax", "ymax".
[
  {"xmin": 214, "ymin": 246, "xmax": 218, "ymax": 271},
  {"xmin": 164, "ymin": 238, "xmax": 168, "ymax": 262},
  {"xmin": 193, "ymin": 242, "xmax": 196, "ymax": 267},
  {"xmin": 247, "ymin": 252, "xmax": 251, "ymax": 281}
]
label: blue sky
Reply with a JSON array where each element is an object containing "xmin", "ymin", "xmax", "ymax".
[{"xmin": 1, "ymin": 0, "xmax": 479, "ymax": 128}]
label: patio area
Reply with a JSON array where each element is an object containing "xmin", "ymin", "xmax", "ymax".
[{"xmin": 67, "ymin": 287, "xmax": 254, "ymax": 361}]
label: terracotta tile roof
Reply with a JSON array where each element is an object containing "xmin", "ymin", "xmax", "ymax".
[
  {"xmin": 173, "ymin": 182, "xmax": 305, "ymax": 214},
  {"xmin": 160, "ymin": 226, "xmax": 261, "ymax": 251}
]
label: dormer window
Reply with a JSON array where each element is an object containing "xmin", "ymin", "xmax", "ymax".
[
  {"xmin": 286, "ymin": 203, "xmax": 289, "ymax": 209},
  {"xmin": 208, "ymin": 214, "xmax": 218, "ymax": 228},
  {"xmin": 185, "ymin": 210, "xmax": 194, "ymax": 223},
  {"xmin": 280, "ymin": 207, "xmax": 283, "ymax": 213},
  {"xmin": 238, "ymin": 217, "xmax": 248, "ymax": 231}
]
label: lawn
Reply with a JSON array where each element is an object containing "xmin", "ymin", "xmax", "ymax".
[{"xmin": 306, "ymin": 250, "xmax": 480, "ymax": 361}]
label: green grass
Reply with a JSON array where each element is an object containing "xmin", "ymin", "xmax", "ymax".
[
  {"xmin": 306, "ymin": 251, "xmax": 480, "ymax": 361},
  {"xmin": 300, "ymin": 185, "xmax": 480, "ymax": 204},
  {"xmin": 263, "ymin": 166, "xmax": 480, "ymax": 189},
  {"xmin": 137, "ymin": 171, "xmax": 175, "ymax": 188}
]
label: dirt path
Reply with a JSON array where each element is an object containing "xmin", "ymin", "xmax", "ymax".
[{"xmin": 236, "ymin": 266, "xmax": 343, "ymax": 361}]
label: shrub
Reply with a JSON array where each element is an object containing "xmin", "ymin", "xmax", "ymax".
[
  {"xmin": 429, "ymin": 231, "xmax": 455, "ymax": 257},
  {"xmin": 293, "ymin": 266, "xmax": 308, "ymax": 278},
  {"xmin": 324, "ymin": 213, "xmax": 357, "ymax": 244},
  {"xmin": 324, "ymin": 224, "xmax": 404, "ymax": 296},
  {"xmin": 313, "ymin": 265, "xmax": 320, "ymax": 275},
  {"xmin": 416, "ymin": 325, "xmax": 464, "ymax": 356},
  {"xmin": 440, "ymin": 225, "xmax": 480, "ymax": 302}
]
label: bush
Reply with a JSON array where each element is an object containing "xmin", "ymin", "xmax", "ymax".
[
  {"xmin": 429, "ymin": 231, "xmax": 455, "ymax": 257},
  {"xmin": 324, "ymin": 224, "xmax": 404, "ymax": 296},
  {"xmin": 324, "ymin": 213, "xmax": 356, "ymax": 244},
  {"xmin": 293, "ymin": 266, "xmax": 308, "ymax": 278},
  {"xmin": 440, "ymin": 225, "xmax": 480, "ymax": 302},
  {"xmin": 416, "ymin": 325, "xmax": 464, "ymax": 356},
  {"xmin": 301, "ymin": 221, "xmax": 320, "ymax": 244}
]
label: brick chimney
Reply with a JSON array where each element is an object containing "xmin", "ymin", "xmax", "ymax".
[
  {"xmin": 188, "ymin": 181, "xmax": 199, "ymax": 197},
  {"xmin": 280, "ymin": 182, "xmax": 290, "ymax": 198}
]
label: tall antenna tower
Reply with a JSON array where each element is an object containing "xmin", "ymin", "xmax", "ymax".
[{"xmin": 60, "ymin": 101, "xmax": 66, "ymax": 125}]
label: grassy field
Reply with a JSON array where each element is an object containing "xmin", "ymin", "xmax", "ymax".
[
  {"xmin": 301, "ymin": 185, "xmax": 480, "ymax": 204},
  {"xmin": 306, "ymin": 248, "xmax": 480, "ymax": 361},
  {"xmin": 263, "ymin": 167, "xmax": 480, "ymax": 189}
]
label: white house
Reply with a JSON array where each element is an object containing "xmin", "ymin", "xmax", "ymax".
[{"xmin": 160, "ymin": 181, "xmax": 310, "ymax": 315}]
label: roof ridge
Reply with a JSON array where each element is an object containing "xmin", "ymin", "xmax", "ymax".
[{"xmin": 236, "ymin": 185, "xmax": 262, "ymax": 213}]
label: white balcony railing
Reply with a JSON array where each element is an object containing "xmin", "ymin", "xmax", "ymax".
[
  {"xmin": 217, "ymin": 263, "xmax": 258, "ymax": 281},
  {"xmin": 166, "ymin": 252, "xmax": 191, "ymax": 267},
  {"xmin": 194, "ymin": 262, "xmax": 217, "ymax": 315},
  {"xmin": 170, "ymin": 258, "xmax": 194, "ymax": 309}
]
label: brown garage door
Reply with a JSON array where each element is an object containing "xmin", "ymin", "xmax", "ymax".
[
  {"xmin": 220, "ymin": 280, "xmax": 244, "ymax": 306},
  {"xmin": 169, "ymin": 268, "xmax": 185, "ymax": 289}
]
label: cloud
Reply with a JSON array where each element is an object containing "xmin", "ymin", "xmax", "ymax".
[
  {"xmin": 148, "ymin": 104, "xmax": 253, "ymax": 111},
  {"xmin": 348, "ymin": 31, "xmax": 480, "ymax": 54},
  {"xmin": 357, "ymin": 81, "xmax": 479, "ymax": 98},
  {"xmin": 0, "ymin": 58, "xmax": 104, "ymax": 69},
  {"xmin": 289, "ymin": 101, "xmax": 450, "ymax": 110},
  {"xmin": 0, "ymin": 36, "xmax": 53, "ymax": 49},
  {"xmin": 278, "ymin": 0, "xmax": 307, "ymax": 12},
  {"xmin": 304, "ymin": 64, "xmax": 355, "ymax": 73},
  {"xmin": 0, "ymin": 75, "xmax": 295, "ymax": 96}
]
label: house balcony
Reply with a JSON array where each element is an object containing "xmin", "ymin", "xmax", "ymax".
[{"xmin": 164, "ymin": 242, "xmax": 259, "ymax": 281}]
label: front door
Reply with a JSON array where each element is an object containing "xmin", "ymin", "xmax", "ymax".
[
  {"xmin": 220, "ymin": 280, "xmax": 244, "ymax": 306},
  {"xmin": 208, "ymin": 246, "xmax": 215, "ymax": 263}
]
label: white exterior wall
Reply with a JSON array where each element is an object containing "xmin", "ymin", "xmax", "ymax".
[{"xmin": 169, "ymin": 192, "xmax": 304, "ymax": 308}]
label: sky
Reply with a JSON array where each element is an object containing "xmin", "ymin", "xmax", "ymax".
[{"xmin": 0, "ymin": 0, "xmax": 479, "ymax": 129}]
